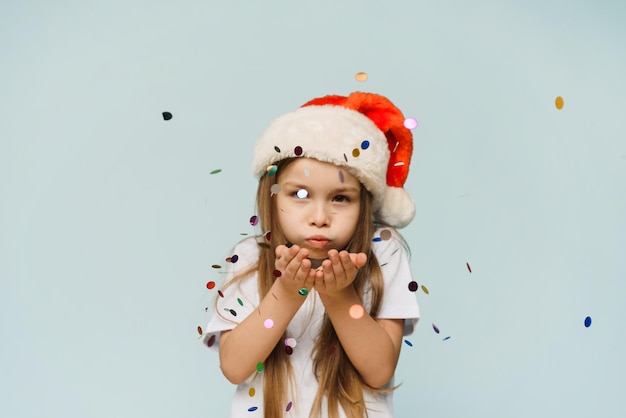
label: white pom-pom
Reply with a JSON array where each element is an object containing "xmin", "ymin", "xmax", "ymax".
[{"xmin": 377, "ymin": 187, "xmax": 416, "ymax": 228}]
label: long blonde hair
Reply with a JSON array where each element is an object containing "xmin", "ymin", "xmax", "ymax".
[{"xmin": 220, "ymin": 158, "xmax": 393, "ymax": 417}]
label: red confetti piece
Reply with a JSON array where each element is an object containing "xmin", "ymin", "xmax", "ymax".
[
  {"xmin": 265, "ymin": 231, "xmax": 272, "ymax": 241},
  {"xmin": 408, "ymin": 281, "xmax": 418, "ymax": 292},
  {"xmin": 206, "ymin": 281, "xmax": 216, "ymax": 290},
  {"xmin": 327, "ymin": 344, "xmax": 337, "ymax": 355},
  {"xmin": 273, "ymin": 269, "xmax": 282, "ymax": 277},
  {"xmin": 206, "ymin": 334, "xmax": 216, "ymax": 347},
  {"xmin": 285, "ymin": 345, "xmax": 293, "ymax": 355},
  {"xmin": 294, "ymin": 146, "xmax": 303, "ymax": 156},
  {"xmin": 250, "ymin": 215, "xmax": 259, "ymax": 226},
  {"xmin": 466, "ymin": 262, "xmax": 472, "ymax": 273}
]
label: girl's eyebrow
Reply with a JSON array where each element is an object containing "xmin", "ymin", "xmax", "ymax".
[{"xmin": 282, "ymin": 181, "xmax": 360, "ymax": 194}]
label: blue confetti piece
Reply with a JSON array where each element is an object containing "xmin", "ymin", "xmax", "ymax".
[
  {"xmin": 248, "ymin": 406, "xmax": 258, "ymax": 412},
  {"xmin": 584, "ymin": 316, "xmax": 592, "ymax": 327},
  {"xmin": 432, "ymin": 323, "xmax": 440, "ymax": 334},
  {"xmin": 404, "ymin": 339, "xmax": 413, "ymax": 347},
  {"xmin": 361, "ymin": 140, "xmax": 370, "ymax": 150},
  {"xmin": 372, "ymin": 237, "xmax": 382, "ymax": 242},
  {"xmin": 443, "ymin": 336, "xmax": 451, "ymax": 341}
]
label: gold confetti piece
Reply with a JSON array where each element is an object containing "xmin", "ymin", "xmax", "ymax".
[
  {"xmin": 355, "ymin": 72, "xmax": 368, "ymax": 82},
  {"xmin": 555, "ymin": 96, "xmax": 564, "ymax": 110},
  {"xmin": 249, "ymin": 388, "xmax": 256, "ymax": 397},
  {"xmin": 197, "ymin": 326, "xmax": 203, "ymax": 335},
  {"xmin": 421, "ymin": 285, "xmax": 429, "ymax": 294}
]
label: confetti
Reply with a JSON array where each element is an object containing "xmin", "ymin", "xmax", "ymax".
[
  {"xmin": 348, "ymin": 304, "xmax": 365, "ymax": 319},
  {"xmin": 206, "ymin": 281, "xmax": 216, "ymax": 290},
  {"xmin": 270, "ymin": 184, "xmax": 282, "ymax": 195},
  {"xmin": 274, "ymin": 146, "xmax": 281, "ymax": 153},
  {"xmin": 304, "ymin": 167, "xmax": 309, "ymax": 177},
  {"xmin": 210, "ymin": 169, "xmax": 222, "ymax": 175},
  {"xmin": 443, "ymin": 336, "xmax": 451, "ymax": 341},
  {"xmin": 421, "ymin": 285, "xmax": 429, "ymax": 294},
  {"xmin": 267, "ymin": 165, "xmax": 278, "ymax": 176},
  {"xmin": 432, "ymin": 324, "xmax": 440, "ymax": 334},
  {"xmin": 273, "ymin": 269, "xmax": 282, "ymax": 277},
  {"xmin": 218, "ymin": 290, "xmax": 224, "ymax": 298},
  {"xmin": 343, "ymin": 153, "xmax": 348, "ymax": 162},
  {"xmin": 264, "ymin": 319, "xmax": 274, "ymax": 329},
  {"xmin": 250, "ymin": 215, "xmax": 259, "ymax": 226},
  {"xmin": 162, "ymin": 111, "xmax": 172, "ymax": 120},
  {"xmin": 338, "ymin": 170, "xmax": 344, "ymax": 183},
  {"xmin": 355, "ymin": 72, "xmax": 368, "ymax": 82},
  {"xmin": 296, "ymin": 189, "xmax": 308, "ymax": 199},
  {"xmin": 249, "ymin": 388, "xmax": 256, "ymax": 397},
  {"xmin": 352, "ymin": 148, "xmax": 360, "ymax": 158},
  {"xmin": 393, "ymin": 162, "xmax": 405, "ymax": 166},
  {"xmin": 206, "ymin": 334, "xmax": 216, "ymax": 347},
  {"xmin": 197, "ymin": 326, "xmax": 203, "ymax": 335},
  {"xmin": 237, "ymin": 298, "xmax": 243, "ymax": 306},
  {"xmin": 372, "ymin": 237, "xmax": 382, "ymax": 242},
  {"xmin": 225, "ymin": 308, "xmax": 237, "ymax": 316},
  {"xmin": 248, "ymin": 407, "xmax": 258, "ymax": 412},
  {"xmin": 555, "ymin": 96, "xmax": 564, "ymax": 110},
  {"xmin": 265, "ymin": 231, "xmax": 272, "ymax": 241},
  {"xmin": 466, "ymin": 262, "xmax": 472, "ymax": 273},
  {"xmin": 228, "ymin": 255, "xmax": 239, "ymax": 263},
  {"xmin": 403, "ymin": 117, "xmax": 418, "ymax": 130},
  {"xmin": 327, "ymin": 344, "xmax": 337, "ymax": 355},
  {"xmin": 360, "ymin": 140, "xmax": 370, "ymax": 150},
  {"xmin": 286, "ymin": 401, "xmax": 293, "ymax": 412},
  {"xmin": 380, "ymin": 229, "xmax": 392, "ymax": 240},
  {"xmin": 256, "ymin": 362, "xmax": 264, "ymax": 372},
  {"xmin": 404, "ymin": 339, "xmax": 413, "ymax": 347},
  {"xmin": 584, "ymin": 316, "xmax": 592, "ymax": 327},
  {"xmin": 298, "ymin": 288, "xmax": 309, "ymax": 296},
  {"xmin": 285, "ymin": 338, "xmax": 297, "ymax": 348},
  {"xmin": 294, "ymin": 146, "xmax": 303, "ymax": 156},
  {"xmin": 211, "ymin": 264, "xmax": 221, "ymax": 269},
  {"xmin": 408, "ymin": 281, "xmax": 418, "ymax": 292},
  {"xmin": 285, "ymin": 345, "xmax": 293, "ymax": 355}
]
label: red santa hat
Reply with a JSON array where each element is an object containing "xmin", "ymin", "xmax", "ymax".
[{"xmin": 252, "ymin": 91, "xmax": 415, "ymax": 228}]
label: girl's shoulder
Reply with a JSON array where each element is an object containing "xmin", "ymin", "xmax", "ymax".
[{"xmin": 372, "ymin": 226, "xmax": 410, "ymax": 258}]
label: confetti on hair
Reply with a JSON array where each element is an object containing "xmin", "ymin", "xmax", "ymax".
[
  {"xmin": 327, "ymin": 344, "xmax": 337, "ymax": 355},
  {"xmin": 408, "ymin": 281, "xmax": 418, "ymax": 292},
  {"xmin": 360, "ymin": 140, "xmax": 370, "ymax": 150},
  {"xmin": 217, "ymin": 290, "xmax": 224, "ymax": 298},
  {"xmin": 197, "ymin": 326, "xmax": 203, "ymax": 335},
  {"xmin": 584, "ymin": 316, "xmax": 592, "ymax": 327},
  {"xmin": 555, "ymin": 96, "xmax": 564, "ymax": 110},
  {"xmin": 274, "ymin": 146, "xmax": 281, "ymax": 153},
  {"xmin": 352, "ymin": 148, "xmax": 360, "ymax": 158},
  {"xmin": 162, "ymin": 111, "xmax": 172, "ymax": 120},
  {"xmin": 264, "ymin": 319, "xmax": 274, "ymax": 329},
  {"xmin": 403, "ymin": 117, "xmax": 418, "ymax": 130},
  {"xmin": 264, "ymin": 231, "xmax": 272, "ymax": 241},
  {"xmin": 206, "ymin": 281, "xmax": 216, "ymax": 290},
  {"xmin": 338, "ymin": 170, "xmax": 344, "ymax": 183},
  {"xmin": 206, "ymin": 334, "xmax": 216, "ymax": 347},
  {"xmin": 348, "ymin": 304, "xmax": 365, "ymax": 319},
  {"xmin": 270, "ymin": 184, "xmax": 281, "ymax": 195},
  {"xmin": 404, "ymin": 339, "xmax": 413, "ymax": 347},
  {"xmin": 267, "ymin": 165, "xmax": 278, "ymax": 176},
  {"xmin": 466, "ymin": 262, "xmax": 472, "ymax": 273},
  {"xmin": 210, "ymin": 169, "xmax": 222, "ymax": 175},
  {"xmin": 249, "ymin": 388, "xmax": 256, "ymax": 397},
  {"xmin": 250, "ymin": 215, "xmax": 259, "ymax": 226},
  {"xmin": 248, "ymin": 407, "xmax": 258, "ymax": 412},
  {"xmin": 294, "ymin": 146, "xmax": 303, "ymax": 156},
  {"xmin": 421, "ymin": 285, "xmax": 429, "ymax": 294},
  {"xmin": 355, "ymin": 72, "xmax": 368, "ymax": 82},
  {"xmin": 354, "ymin": 400, "xmax": 363, "ymax": 405},
  {"xmin": 432, "ymin": 323, "xmax": 440, "ymax": 334},
  {"xmin": 256, "ymin": 362, "xmax": 264, "ymax": 372},
  {"xmin": 286, "ymin": 401, "xmax": 293, "ymax": 412}
]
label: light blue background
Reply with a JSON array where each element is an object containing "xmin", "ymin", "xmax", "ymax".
[{"xmin": 1, "ymin": 1, "xmax": 625, "ymax": 417}]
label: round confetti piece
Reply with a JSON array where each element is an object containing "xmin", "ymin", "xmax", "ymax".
[
  {"xmin": 210, "ymin": 169, "xmax": 222, "ymax": 175},
  {"xmin": 286, "ymin": 401, "xmax": 293, "ymax": 412},
  {"xmin": 267, "ymin": 165, "xmax": 278, "ymax": 176},
  {"xmin": 338, "ymin": 170, "xmax": 344, "ymax": 183},
  {"xmin": 217, "ymin": 290, "xmax": 224, "ymax": 298},
  {"xmin": 443, "ymin": 336, "xmax": 451, "ymax": 341},
  {"xmin": 231, "ymin": 255, "xmax": 239, "ymax": 263},
  {"xmin": 352, "ymin": 148, "xmax": 360, "ymax": 158},
  {"xmin": 432, "ymin": 324, "xmax": 440, "ymax": 334},
  {"xmin": 285, "ymin": 345, "xmax": 293, "ymax": 355},
  {"xmin": 256, "ymin": 362, "xmax": 264, "ymax": 372},
  {"xmin": 380, "ymin": 229, "xmax": 392, "ymax": 241},
  {"xmin": 404, "ymin": 339, "xmax": 413, "ymax": 347},
  {"xmin": 206, "ymin": 281, "xmax": 216, "ymax": 290},
  {"xmin": 237, "ymin": 298, "xmax": 243, "ymax": 306},
  {"xmin": 265, "ymin": 231, "xmax": 272, "ymax": 241},
  {"xmin": 249, "ymin": 388, "xmax": 256, "ymax": 397},
  {"xmin": 274, "ymin": 146, "xmax": 281, "ymax": 153},
  {"xmin": 361, "ymin": 140, "xmax": 370, "ymax": 150},
  {"xmin": 273, "ymin": 269, "xmax": 282, "ymax": 277},
  {"xmin": 403, "ymin": 117, "xmax": 418, "ymax": 130},
  {"xmin": 408, "ymin": 281, "xmax": 418, "ymax": 292},
  {"xmin": 421, "ymin": 285, "xmax": 429, "ymax": 294},
  {"xmin": 270, "ymin": 184, "xmax": 282, "ymax": 195},
  {"xmin": 264, "ymin": 319, "xmax": 274, "ymax": 329},
  {"xmin": 248, "ymin": 407, "xmax": 258, "ymax": 412},
  {"xmin": 206, "ymin": 334, "xmax": 216, "ymax": 347},
  {"xmin": 355, "ymin": 72, "xmax": 368, "ymax": 82},
  {"xmin": 298, "ymin": 288, "xmax": 309, "ymax": 296},
  {"xmin": 372, "ymin": 237, "xmax": 382, "ymax": 242},
  {"xmin": 197, "ymin": 326, "xmax": 203, "ymax": 335},
  {"xmin": 349, "ymin": 304, "xmax": 365, "ymax": 319},
  {"xmin": 294, "ymin": 146, "xmax": 303, "ymax": 156},
  {"xmin": 211, "ymin": 264, "xmax": 221, "ymax": 269},
  {"xmin": 296, "ymin": 189, "xmax": 308, "ymax": 199},
  {"xmin": 250, "ymin": 215, "xmax": 259, "ymax": 226},
  {"xmin": 162, "ymin": 111, "xmax": 172, "ymax": 120},
  {"xmin": 555, "ymin": 96, "xmax": 564, "ymax": 110},
  {"xmin": 285, "ymin": 338, "xmax": 297, "ymax": 348},
  {"xmin": 584, "ymin": 316, "xmax": 592, "ymax": 327}
]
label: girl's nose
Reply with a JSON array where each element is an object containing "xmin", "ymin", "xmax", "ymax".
[{"xmin": 309, "ymin": 202, "xmax": 330, "ymax": 227}]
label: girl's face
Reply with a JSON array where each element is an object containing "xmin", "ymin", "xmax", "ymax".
[{"xmin": 275, "ymin": 158, "xmax": 361, "ymax": 259}]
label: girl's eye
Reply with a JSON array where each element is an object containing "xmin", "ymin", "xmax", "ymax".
[
  {"xmin": 295, "ymin": 189, "xmax": 309, "ymax": 199},
  {"xmin": 333, "ymin": 195, "xmax": 349, "ymax": 203}
]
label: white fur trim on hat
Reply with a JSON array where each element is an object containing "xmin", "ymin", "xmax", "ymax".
[{"xmin": 378, "ymin": 186, "xmax": 416, "ymax": 228}]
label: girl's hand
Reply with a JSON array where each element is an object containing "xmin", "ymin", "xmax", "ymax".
[
  {"xmin": 312, "ymin": 249, "xmax": 367, "ymax": 297},
  {"xmin": 274, "ymin": 244, "xmax": 316, "ymax": 298}
]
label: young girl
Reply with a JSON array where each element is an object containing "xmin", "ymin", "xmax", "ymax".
[{"xmin": 203, "ymin": 92, "xmax": 420, "ymax": 418}]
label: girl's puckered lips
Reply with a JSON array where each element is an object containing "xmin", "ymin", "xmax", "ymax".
[{"xmin": 305, "ymin": 235, "xmax": 331, "ymax": 248}]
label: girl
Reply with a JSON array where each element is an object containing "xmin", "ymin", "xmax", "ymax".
[{"xmin": 203, "ymin": 92, "xmax": 420, "ymax": 418}]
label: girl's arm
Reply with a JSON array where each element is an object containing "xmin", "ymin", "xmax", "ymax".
[
  {"xmin": 315, "ymin": 250, "xmax": 404, "ymax": 388},
  {"xmin": 219, "ymin": 245, "xmax": 315, "ymax": 384}
]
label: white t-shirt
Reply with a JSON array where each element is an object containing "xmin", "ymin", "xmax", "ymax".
[{"xmin": 202, "ymin": 228, "xmax": 420, "ymax": 418}]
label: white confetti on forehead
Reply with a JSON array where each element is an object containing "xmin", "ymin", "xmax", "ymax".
[{"xmin": 304, "ymin": 167, "xmax": 309, "ymax": 177}]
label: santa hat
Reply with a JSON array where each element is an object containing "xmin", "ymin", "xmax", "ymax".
[{"xmin": 252, "ymin": 91, "xmax": 415, "ymax": 228}]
